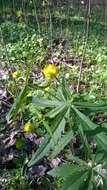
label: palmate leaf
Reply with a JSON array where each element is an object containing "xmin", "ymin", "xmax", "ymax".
[
  {"xmin": 27, "ymin": 112, "xmax": 66, "ymax": 167},
  {"xmin": 6, "ymin": 86, "xmax": 28, "ymax": 122},
  {"xmin": 33, "ymin": 91, "xmax": 69, "ymax": 119},
  {"xmin": 72, "ymin": 106, "xmax": 107, "ymax": 151},
  {"xmin": 27, "ymin": 93, "xmax": 71, "ymax": 167},
  {"xmin": 48, "ymin": 163, "xmax": 92, "ymax": 190}
]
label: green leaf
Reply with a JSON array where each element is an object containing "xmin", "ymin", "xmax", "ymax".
[
  {"xmin": 51, "ymin": 127, "xmax": 74, "ymax": 158},
  {"xmin": 74, "ymin": 102, "xmax": 107, "ymax": 113},
  {"xmin": 85, "ymin": 126, "xmax": 107, "ymax": 137},
  {"xmin": 48, "ymin": 164, "xmax": 87, "ymax": 178},
  {"xmin": 46, "ymin": 104, "xmax": 66, "ymax": 118},
  {"xmin": 48, "ymin": 163, "xmax": 92, "ymax": 190},
  {"xmin": 62, "ymin": 171, "xmax": 90, "ymax": 190},
  {"xmin": 72, "ymin": 106, "xmax": 107, "ymax": 151},
  {"xmin": 94, "ymin": 152, "xmax": 106, "ymax": 163},
  {"xmin": 57, "ymin": 88, "xmax": 66, "ymax": 102},
  {"xmin": 33, "ymin": 97, "xmax": 63, "ymax": 108},
  {"xmin": 67, "ymin": 154, "xmax": 88, "ymax": 166},
  {"xmin": 79, "ymin": 170, "xmax": 92, "ymax": 190},
  {"xmin": 72, "ymin": 105, "xmax": 97, "ymax": 129},
  {"xmin": 6, "ymin": 86, "xmax": 28, "ymax": 122},
  {"xmin": 61, "ymin": 78, "xmax": 72, "ymax": 100},
  {"xmin": 42, "ymin": 120, "xmax": 53, "ymax": 137},
  {"xmin": 78, "ymin": 124, "xmax": 92, "ymax": 159},
  {"xmin": 27, "ymin": 116, "xmax": 66, "ymax": 167}
]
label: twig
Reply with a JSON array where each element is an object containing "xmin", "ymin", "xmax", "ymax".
[
  {"xmin": 33, "ymin": 0, "xmax": 41, "ymax": 35},
  {"xmin": 104, "ymin": 0, "xmax": 107, "ymax": 44},
  {"xmin": 77, "ymin": 0, "xmax": 91, "ymax": 93}
]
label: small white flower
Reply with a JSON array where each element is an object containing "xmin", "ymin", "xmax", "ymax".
[
  {"xmin": 81, "ymin": 1, "xmax": 84, "ymax": 4},
  {"xmin": 65, "ymin": 73, "xmax": 70, "ymax": 79}
]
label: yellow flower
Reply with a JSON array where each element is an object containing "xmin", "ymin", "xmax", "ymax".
[
  {"xmin": 24, "ymin": 122, "xmax": 34, "ymax": 133},
  {"xmin": 43, "ymin": 64, "xmax": 59, "ymax": 80},
  {"xmin": 12, "ymin": 71, "xmax": 21, "ymax": 79},
  {"xmin": 27, "ymin": 92, "xmax": 32, "ymax": 97},
  {"xmin": 37, "ymin": 38, "xmax": 43, "ymax": 46},
  {"xmin": 44, "ymin": 87, "xmax": 49, "ymax": 92},
  {"xmin": 16, "ymin": 10, "xmax": 23, "ymax": 17}
]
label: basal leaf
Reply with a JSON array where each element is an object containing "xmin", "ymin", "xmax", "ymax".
[
  {"xmin": 27, "ymin": 116, "xmax": 66, "ymax": 167},
  {"xmin": 51, "ymin": 127, "xmax": 74, "ymax": 158},
  {"xmin": 6, "ymin": 86, "xmax": 28, "ymax": 122}
]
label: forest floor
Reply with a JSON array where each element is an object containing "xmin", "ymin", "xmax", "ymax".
[{"xmin": 0, "ymin": 6, "xmax": 107, "ymax": 190}]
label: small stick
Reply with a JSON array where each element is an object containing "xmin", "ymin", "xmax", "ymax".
[{"xmin": 77, "ymin": 0, "xmax": 91, "ymax": 93}]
